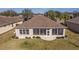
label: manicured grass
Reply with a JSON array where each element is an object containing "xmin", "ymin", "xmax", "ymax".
[
  {"xmin": 0, "ymin": 29, "xmax": 14, "ymax": 44},
  {"xmin": 0, "ymin": 29, "xmax": 79, "ymax": 50},
  {"xmin": 66, "ymin": 29, "xmax": 79, "ymax": 47},
  {"xmin": 20, "ymin": 38, "xmax": 79, "ymax": 50}
]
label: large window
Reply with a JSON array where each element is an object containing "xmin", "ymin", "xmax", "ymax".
[
  {"xmin": 58, "ymin": 28, "xmax": 63, "ymax": 35},
  {"xmin": 33, "ymin": 29, "xmax": 39, "ymax": 35},
  {"xmin": 33, "ymin": 28, "xmax": 46, "ymax": 35},
  {"xmin": 40, "ymin": 29, "xmax": 46, "ymax": 35},
  {"xmin": 19, "ymin": 29, "xmax": 29, "ymax": 35},
  {"xmin": 19, "ymin": 29, "xmax": 22, "ymax": 34},
  {"xmin": 26, "ymin": 29, "xmax": 29, "ymax": 34},
  {"xmin": 52, "ymin": 28, "xmax": 57, "ymax": 35}
]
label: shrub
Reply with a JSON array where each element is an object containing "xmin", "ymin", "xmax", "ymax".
[
  {"xmin": 32, "ymin": 36, "xmax": 41, "ymax": 39},
  {"xmin": 36, "ymin": 36, "xmax": 41, "ymax": 39},
  {"xmin": 33, "ymin": 36, "xmax": 36, "ymax": 38},
  {"xmin": 25, "ymin": 37, "xmax": 31, "ymax": 39},
  {"xmin": 15, "ymin": 37, "xmax": 18, "ymax": 39},
  {"xmin": 25, "ymin": 37, "xmax": 27, "ymax": 39},
  {"xmin": 12, "ymin": 35, "xmax": 18, "ymax": 39}
]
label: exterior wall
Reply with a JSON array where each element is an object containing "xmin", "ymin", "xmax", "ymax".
[
  {"xmin": 66, "ymin": 21, "xmax": 79, "ymax": 33},
  {"xmin": 15, "ymin": 21, "xmax": 23, "ymax": 24},
  {"xmin": 16, "ymin": 28, "xmax": 65, "ymax": 40},
  {"xmin": 0, "ymin": 24, "xmax": 15, "ymax": 34},
  {"xmin": 16, "ymin": 29, "xmax": 33, "ymax": 38},
  {"xmin": 0, "ymin": 21, "xmax": 22, "ymax": 34}
]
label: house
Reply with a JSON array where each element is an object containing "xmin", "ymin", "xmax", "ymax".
[
  {"xmin": 66, "ymin": 17, "xmax": 79, "ymax": 33},
  {"xmin": 0, "ymin": 16, "xmax": 23, "ymax": 34},
  {"xmin": 15, "ymin": 15, "xmax": 66, "ymax": 40}
]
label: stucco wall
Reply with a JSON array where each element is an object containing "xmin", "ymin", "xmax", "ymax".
[
  {"xmin": 15, "ymin": 28, "xmax": 65, "ymax": 40},
  {"xmin": 0, "ymin": 21, "xmax": 22, "ymax": 34},
  {"xmin": 15, "ymin": 21, "xmax": 23, "ymax": 24},
  {"xmin": 66, "ymin": 22, "xmax": 79, "ymax": 33},
  {"xmin": 0, "ymin": 24, "xmax": 15, "ymax": 34}
]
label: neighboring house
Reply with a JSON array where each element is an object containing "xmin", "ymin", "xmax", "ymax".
[
  {"xmin": 16, "ymin": 15, "xmax": 66, "ymax": 40},
  {"xmin": 0, "ymin": 16, "xmax": 23, "ymax": 34},
  {"xmin": 66, "ymin": 17, "xmax": 79, "ymax": 33}
]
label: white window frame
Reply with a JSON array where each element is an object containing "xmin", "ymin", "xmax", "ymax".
[{"xmin": 19, "ymin": 29, "xmax": 29, "ymax": 35}]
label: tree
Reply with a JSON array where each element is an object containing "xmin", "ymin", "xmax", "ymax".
[
  {"xmin": 44, "ymin": 10, "xmax": 56, "ymax": 21},
  {"xmin": 64, "ymin": 12, "xmax": 70, "ymax": 20},
  {"xmin": 54, "ymin": 11, "xmax": 61, "ymax": 17},
  {"xmin": 0, "ymin": 9, "xmax": 17, "ymax": 16},
  {"xmin": 21, "ymin": 9, "xmax": 33, "ymax": 21}
]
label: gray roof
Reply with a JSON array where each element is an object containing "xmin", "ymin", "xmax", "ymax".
[
  {"xmin": 16, "ymin": 15, "xmax": 66, "ymax": 29},
  {"xmin": 0, "ymin": 16, "xmax": 22, "ymax": 27},
  {"xmin": 67, "ymin": 17, "xmax": 79, "ymax": 24}
]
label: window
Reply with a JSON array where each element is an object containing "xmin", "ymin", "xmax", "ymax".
[
  {"xmin": 23, "ymin": 29, "xmax": 26, "ymax": 34},
  {"xmin": 19, "ymin": 29, "xmax": 29, "ymax": 35},
  {"xmin": 26, "ymin": 29, "xmax": 29, "ymax": 34},
  {"xmin": 52, "ymin": 28, "xmax": 57, "ymax": 35},
  {"xmin": 33, "ymin": 29, "xmax": 46, "ymax": 35},
  {"xmin": 19, "ymin": 29, "xmax": 22, "ymax": 34},
  {"xmin": 40, "ymin": 29, "xmax": 46, "ymax": 35},
  {"xmin": 58, "ymin": 28, "xmax": 63, "ymax": 35},
  {"xmin": 33, "ymin": 29, "xmax": 39, "ymax": 35}
]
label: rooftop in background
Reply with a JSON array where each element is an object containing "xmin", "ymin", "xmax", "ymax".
[
  {"xmin": 16, "ymin": 15, "xmax": 66, "ymax": 29},
  {"xmin": 67, "ymin": 17, "xmax": 79, "ymax": 24},
  {"xmin": 0, "ymin": 16, "xmax": 23, "ymax": 27}
]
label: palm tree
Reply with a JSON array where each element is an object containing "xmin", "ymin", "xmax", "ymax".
[{"xmin": 21, "ymin": 9, "xmax": 33, "ymax": 21}]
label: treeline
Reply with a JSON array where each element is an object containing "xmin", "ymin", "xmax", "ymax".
[
  {"xmin": 44, "ymin": 10, "xmax": 79, "ymax": 21},
  {"xmin": 0, "ymin": 9, "xmax": 33, "ymax": 21},
  {"xmin": 0, "ymin": 9, "xmax": 79, "ymax": 21}
]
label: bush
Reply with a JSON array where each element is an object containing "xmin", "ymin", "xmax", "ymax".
[
  {"xmin": 32, "ymin": 36, "xmax": 41, "ymax": 39},
  {"xmin": 12, "ymin": 35, "xmax": 18, "ymax": 39},
  {"xmin": 25, "ymin": 37, "xmax": 29, "ymax": 39},
  {"xmin": 25, "ymin": 37, "xmax": 31, "ymax": 39},
  {"xmin": 33, "ymin": 36, "xmax": 36, "ymax": 38},
  {"xmin": 15, "ymin": 37, "xmax": 18, "ymax": 39},
  {"xmin": 36, "ymin": 36, "xmax": 41, "ymax": 39}
]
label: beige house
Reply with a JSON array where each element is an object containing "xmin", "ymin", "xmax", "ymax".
[
  {"xmin": 16, "ymin": 15, "xmax": 66, "ymax": 40},
  {"xmin": 0, "ymin": 16, "xmax": 23, "ymax": 34}
]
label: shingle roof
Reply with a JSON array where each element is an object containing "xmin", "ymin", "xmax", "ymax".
[
  {"xmin": 67, "ymin": 17, "xmax": 79, "ymax": 24},
  {"xmin": 0, "ymin": 16, "xmax": 22, "ymax": 27},
  {"xmin": 16, "ymin": 15, "xmax": 66, "ymax": 29}
]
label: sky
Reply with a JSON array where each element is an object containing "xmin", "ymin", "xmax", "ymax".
[{"xmin": 0, "ymin": 8, "xmax": 79, "ymax": 14}]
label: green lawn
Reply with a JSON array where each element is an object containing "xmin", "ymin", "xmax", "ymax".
[{"xmin": 0, "ymin": 29, "xmax": 79, "ymax": 50}]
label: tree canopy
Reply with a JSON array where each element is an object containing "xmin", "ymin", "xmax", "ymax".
[
  {"xmin": 44, "ymin": 10, "xmax": 57, "ymax": 21},
  {"xmin": 44, "ymin": 10, "xmax": 73, "ymax": 22},
  {"xmin": 0, "ymin": 9, "xmax": 18, "ymax": 16}
]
